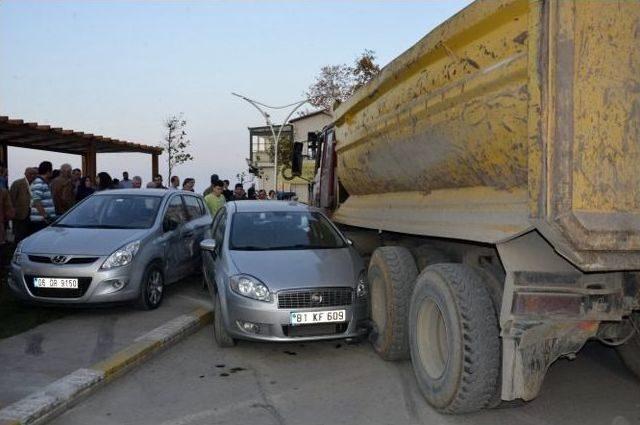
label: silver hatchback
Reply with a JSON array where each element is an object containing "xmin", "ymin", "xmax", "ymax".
[
  {"xmin": 200, "ymin": 201, "xmax": 369, "ymax": 346},
  {"xmin": 9, "ymin": 189, "xmax": 211, "ymax": 309}
]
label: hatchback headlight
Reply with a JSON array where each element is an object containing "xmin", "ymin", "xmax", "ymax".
[
  {"xmin": 101, "ymin": 241, "xmax": 140, "ymax": 270},
  {"xmin": 12, "ymin": 242, "xmax": 24, "ymax": 265},
  {"xmin": 229, "ymin": 274, "xmax": 271, "ymax": 302},
  {"xmin": 356, "ymin": 270, "xmax": 368, "ymax": 298}
]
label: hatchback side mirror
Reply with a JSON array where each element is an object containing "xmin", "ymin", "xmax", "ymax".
[
  {"xmin": 163, "ymin": 217, "xmax": 179, "ymax": 232},
  {"xmin": 200, "ymin": 239, "xmax": 217, "ymax": 252}
]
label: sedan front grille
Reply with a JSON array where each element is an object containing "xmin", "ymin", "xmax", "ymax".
[{"xmin": 277, "ymin": 287, "xmax": 353, "ymax": 309}]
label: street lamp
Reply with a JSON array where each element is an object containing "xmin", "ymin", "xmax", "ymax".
[{"xmin": 232, "ymin": 92, "xmax": 309, "ymax": 192}]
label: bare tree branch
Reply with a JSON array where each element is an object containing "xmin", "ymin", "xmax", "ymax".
[{"xmin": 161, "ymin": 113, "xmax": 194, "ymax": 179}]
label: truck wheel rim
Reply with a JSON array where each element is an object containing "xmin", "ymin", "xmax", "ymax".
[
  {"xmin": 417, "ymin": 298, "xmax": 448, "ymax": 379},
  {"xmin": 370, "ymin": 273, "xmax": 387, "ymax": 334}
]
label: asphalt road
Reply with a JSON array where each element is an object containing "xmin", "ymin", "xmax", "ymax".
[
  {"xmin": 0, "ymin": 276, "xmax": 211, "ymax": 407},
  {"xmin": 51, "ymin": 328, "xmax": 640, "ymax": 425}
]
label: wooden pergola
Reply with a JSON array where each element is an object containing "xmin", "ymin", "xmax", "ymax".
[{"xmin": 0, "ymin": 116, "xmax": 163, "ymax": 178}]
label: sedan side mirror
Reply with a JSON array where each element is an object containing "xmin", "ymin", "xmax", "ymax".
[
  {"xmin": 346, "ymin": 238, "xmax": 354, "ymax": 246},
  {"xmin": 200, "ymin": 239, "xmax": 217, "ymax": 252}
]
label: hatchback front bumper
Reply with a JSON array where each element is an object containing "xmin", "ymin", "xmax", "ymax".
[{"xmin": 7, "ymin": 254, "xmax": 144, "ymax": 304}]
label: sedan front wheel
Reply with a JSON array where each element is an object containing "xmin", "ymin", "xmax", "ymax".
[{"xmin": 214, "ymin": 293, "xmax": 236, "ymax": 348}]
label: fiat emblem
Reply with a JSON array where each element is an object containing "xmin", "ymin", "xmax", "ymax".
[{"xmin": 310, "ymin": 293, "xmax": 323, "ymax": 304}]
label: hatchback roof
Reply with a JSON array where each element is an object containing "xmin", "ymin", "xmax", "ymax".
[
  {"xmin": 92, "ymin": 189, "xmax": 197, "ymax": 197},
  {"xmin": 231, "ymin": 200, "xmax": 313, "ymax": 213}
]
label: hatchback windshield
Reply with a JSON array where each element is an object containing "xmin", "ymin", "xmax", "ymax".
[
  {"xmin": 54, "ymin": 195, "xmax": 162, "ymax": 229},
  {"xmin": 230, "ymin": 211, "xmax": 346, "ymax": 250}
]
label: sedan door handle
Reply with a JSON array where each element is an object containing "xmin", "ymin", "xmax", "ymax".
[{"xmin": 184, "ymin": 231, "xmax": 194, "ymax": 237}]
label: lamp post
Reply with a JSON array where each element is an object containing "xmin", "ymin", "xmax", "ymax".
[{"xmin": 232, "ymin": 93, "xmax": 309, "ymax": 192}]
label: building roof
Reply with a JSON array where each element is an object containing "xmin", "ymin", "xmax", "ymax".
[
  {"xmin": 0, "ymin": 116, "xmax": 163, "ymax": 155},
  {"xmin": 288, "ymin": 109, "xmax": 332, "ymax": 123}
]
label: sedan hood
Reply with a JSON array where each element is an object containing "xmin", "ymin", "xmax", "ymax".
[
  {"xmin": 229, "ymin": 248, "xmax": 362, "ymax": 291},
  {"xmin": 21, "ymin": 226, "xmax": 150, "ymax": 256}
]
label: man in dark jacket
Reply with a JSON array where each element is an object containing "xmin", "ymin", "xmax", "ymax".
[
  {"xmin": 9, "ymin": 167, "xmax": 37, "ymax": 243},
  {"xmin": 50, "ymin": 163, "xmax": 75, "ymax": 215},
  {"xmin": 222, "ymin": 179, "xmax": 233, "ymax": 201},
  {"xmin": 232, "ymin": 183, "xmax": 247, "ymax": 201}
]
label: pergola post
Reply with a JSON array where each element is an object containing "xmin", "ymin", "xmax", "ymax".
[
  {"xmin": 0, "ymin": 143, "xmax": 7, "ymax": 168},
  {"xmin": 84, "ymin": 142, "xmax": 97, "ymax": 179},
  {"xmin": 151, "ymin": 153, "xmax": 159, "ymax": 178}
]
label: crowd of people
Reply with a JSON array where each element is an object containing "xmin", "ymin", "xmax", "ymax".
[
  {"xmin": 200, "ymin": 174, "xmax": 277, "ymax": 217},
  {"xmin": 0, "ymin": 162, "xmax": 281, "ymax": 244}
]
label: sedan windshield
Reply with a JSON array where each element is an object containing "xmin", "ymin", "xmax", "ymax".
[
  {"xmin": 54, "ymin": 195, "xmax": 162, "ymax": 229},
  {"xmin": 230, "ymin": 211, "xmax": 346, "ymax": 250}
]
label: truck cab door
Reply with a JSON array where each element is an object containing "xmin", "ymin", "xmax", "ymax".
[{"xmin": 319, "ymin": 127, "xmax": 336, "ymax": 210}]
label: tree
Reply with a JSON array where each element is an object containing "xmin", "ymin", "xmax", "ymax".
[
  {"xmin": 236, "ymin": 171, "xmax": 247, "ymax": 185},
  {"xmin": 352, "ymin": 49, "xmax": 381, "ymax": 91},
  {"xmin": 266, "ymin": 133, "xmax": 293, "ymax": 169},
  {"xmin": 162, "ymin": 114, "xmax": 193, "ymax": 180},
  {"xmin": 305, "ymin": 49, "xmax": 381, "ymax": 111}
]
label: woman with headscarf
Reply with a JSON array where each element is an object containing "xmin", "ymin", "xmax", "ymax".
[
  {"xmin": 96, "ymin": 172, "xmax": 113, "ymax": 191},
  {"xmin": 76, "ymin": 176, "xmax": 95, "ymax": 202}
]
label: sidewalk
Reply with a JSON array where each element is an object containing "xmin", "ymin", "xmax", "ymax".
[{"xmin": 0, "ymin": 277, "xmax": 212, "ymax": 409}]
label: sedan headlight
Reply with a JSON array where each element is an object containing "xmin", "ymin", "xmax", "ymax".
[
  {"xmin": 229, "ymin": 274, "xmax": 271, "ymax": 302},
  {"xmin": 101, "ymin": 241, "xmax": 140, "ymax": 270},
  {"xmin": 12, "ymin": 242, "xmax": 24, "ymax": 265},
  {"xmin": 356, "ymin": 270, "xmax": 368, "ymax": 298}
]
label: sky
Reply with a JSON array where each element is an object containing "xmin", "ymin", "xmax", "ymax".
[{"xmin": 0, "ymin": 0, "xmax": 471, "ymax": 192}]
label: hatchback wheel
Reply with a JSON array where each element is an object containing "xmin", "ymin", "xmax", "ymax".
[{"xmin": 137, "ymin": 264, "xmax": 164, "ymax": 310}]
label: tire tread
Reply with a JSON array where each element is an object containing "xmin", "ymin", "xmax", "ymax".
[
  {"xmin": 412, "ymin": 263, "xmax": 500, "ymax": 413},
  {"xmin": 369, "ymin": 246, "xmax": 418, "ymax": 360}
]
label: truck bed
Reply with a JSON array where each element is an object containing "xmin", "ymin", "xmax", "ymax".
[{"xmin": 332, "ymin": 0, "xmax": 640, "ymax": 271}]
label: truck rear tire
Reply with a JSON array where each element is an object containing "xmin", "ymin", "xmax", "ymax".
[
  {"xmin": 471, "ymin": 265, "xmax": 505, "ymax": 409},
  {"xmin": 368, "ymin": 246, "xmax": 418, "ymax": 360},
  {"xmin": 409, "ymin": 263, "xmax": 500, "ymax": 413},
  {"xmin": 412, "ymin": 245, "xmax": 450, "ymax": 271},
  {"xmin": 617, "ymin": 312, "xmax": 640, "ymax": 379}
]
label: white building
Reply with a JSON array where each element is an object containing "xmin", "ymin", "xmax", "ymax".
[{"xmin": 247, "ymin": 110, "xmax": 332, "ymax": 203}]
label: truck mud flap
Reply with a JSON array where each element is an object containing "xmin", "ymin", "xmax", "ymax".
[{"xmin": 497, "ymin": 231, "xmax": 627, "ymax": 401}]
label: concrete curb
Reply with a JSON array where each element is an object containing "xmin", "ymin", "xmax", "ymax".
[{"xmin": 0, "ymin": 307, "xmax": 213, "ymax": 425}]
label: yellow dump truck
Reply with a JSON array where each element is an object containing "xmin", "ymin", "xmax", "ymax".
[{"xmin": 306, "ymin": 0, "xmax": 640, "ymax": 414}]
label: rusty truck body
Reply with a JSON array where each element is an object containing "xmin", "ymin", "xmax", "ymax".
[{"xmin": 307, "ymin": 0, "xmax": 640, "ymax": 413}]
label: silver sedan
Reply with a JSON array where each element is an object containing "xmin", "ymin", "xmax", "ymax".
[
  {"xmin": 9, "ymin": 189, "xmax": 211, "ymax": 309},
  {"xmin": 200, "ymin": 200, "xmax": 369, "ymax": 346}
]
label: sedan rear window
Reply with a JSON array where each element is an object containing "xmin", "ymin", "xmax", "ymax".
[
  {"xmin": 230, "ymin": 211, "xmax": 346, "ymax": 251},
  {"xmin": 54, "ymin": 195, "xmax": 162, "ymax": 229}
]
